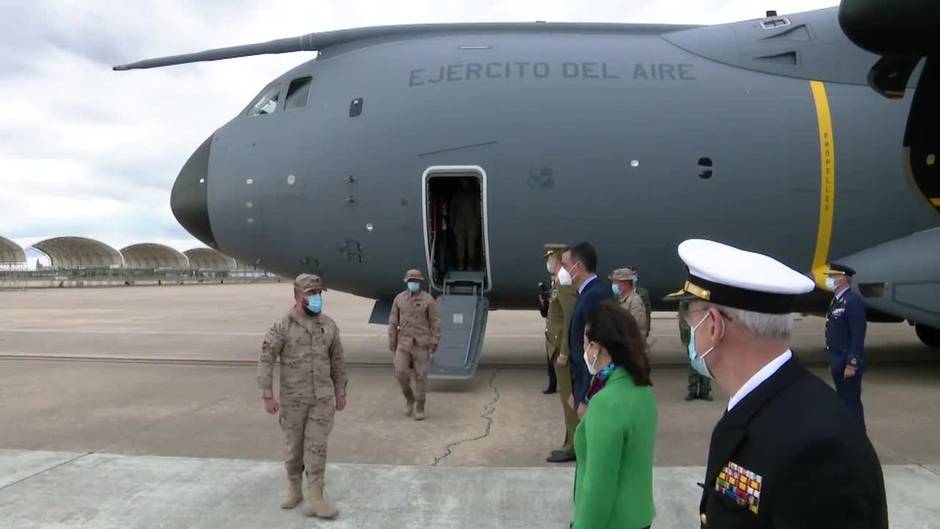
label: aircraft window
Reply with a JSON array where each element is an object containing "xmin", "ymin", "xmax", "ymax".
[
  {"xmin": 285, "ymin": 77, "xmax": 312, "ymax": 111},
  {"xmin": 248, "ymin": 84, "xmax": 281, "ymax": 117}
]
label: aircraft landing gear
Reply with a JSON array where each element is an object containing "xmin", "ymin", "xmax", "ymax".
[{"xmin": 915, "ymin": 323, "xmax": 940, "ymax": 348}]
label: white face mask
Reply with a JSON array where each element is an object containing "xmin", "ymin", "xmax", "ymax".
[
  {"xmin": 825, "ymin": 277, "xmax": 837, "ymax": 291},
  {"xmin": 583, "ymin": 341, "xmax": 600, "ymax": 375},
  {"xmin": 557, "ymin": 267, "xmax": 573, "ymax": 286}
]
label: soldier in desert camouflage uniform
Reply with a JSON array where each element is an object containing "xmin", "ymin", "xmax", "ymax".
[
  {"xmin": 388, "ymin": 269, "xmax": 441, "ymax": 421},
  {"xmin": 258, "ymin": 274, "xmax": 348, "ymax": 519}
]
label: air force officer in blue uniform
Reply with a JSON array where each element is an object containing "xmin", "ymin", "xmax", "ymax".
[{"xmin": 825, "ymin": 264, "xmax": 868, "ymax": 429}]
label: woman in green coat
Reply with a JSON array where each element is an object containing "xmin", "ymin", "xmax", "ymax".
[{"xmin": 573, "ymin": 300, "xmax": 657, "ymax": 529}]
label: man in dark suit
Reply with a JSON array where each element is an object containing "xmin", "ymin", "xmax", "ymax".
[
  {"xmin": 825, "ymin": 264, "xmax": 868, "ymax": 429},
  {"xmin": 665, "ymin": 239, "xmax": 887, "ymax": 529},
  {"xmin": 561, "ymin": 241, "xmax": 611, "ymax": 421}
]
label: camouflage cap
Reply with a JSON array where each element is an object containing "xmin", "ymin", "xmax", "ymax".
[
  {"xmin": 294, "ymin": 273, "xmax": 325, "ymax": 292},
  {"xmin": 610, "ymin": 267, "xmax": 638, "ymax": 281},
  {"xmin": 544, "ymin": 243, "xmax": 567, "ymax": 259},
  {"xmin": 403, "ymin": 269, "xmax": 426, "ymax": 283}
]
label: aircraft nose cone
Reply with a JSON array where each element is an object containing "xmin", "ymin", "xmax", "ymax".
[{"xmin": 171, "ymin": 135, "xmax": 217, "ymax": 248}]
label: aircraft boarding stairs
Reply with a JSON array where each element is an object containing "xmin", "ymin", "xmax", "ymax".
[{"xmin": 428, "ymin": 271, "xmax": 489, "ymax": 379}]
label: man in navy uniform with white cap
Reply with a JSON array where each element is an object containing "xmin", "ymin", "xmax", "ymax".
[
  {"xmin": 825, "ymin": 263, "xmax": 868, "ymax": 429},
  {"xmin": 665, "ymin": 239, "xmax": 887, "ymax": 529}
]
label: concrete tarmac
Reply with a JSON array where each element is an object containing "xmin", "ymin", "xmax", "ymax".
[{"xmin": 0, "ymin": 284, "xmax": 938, "ymax": 528}]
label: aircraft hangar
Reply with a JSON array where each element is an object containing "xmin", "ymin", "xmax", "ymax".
[
  {"xmin": 0, "ymin": 233, "xmax": 264, "ymax": 280},
  {"xmin": 32, "ymin": 237, "xmax": 124, "ymax": 269},
  {"xmin": 183, "ymin": 248, "xmax": 237, "ymax": 270},
  {"xmin": 121, "ymin": 243, "xmax": 189, "ymax": 270},
  {"xmin": 0, "ymin": 236, "xmax": 26, "ymax": 270}
]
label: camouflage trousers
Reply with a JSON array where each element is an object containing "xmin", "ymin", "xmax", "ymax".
[
  {"xmin": 394, "ymin": 341, "xmax": 431, "ymax": 402},
  {"xmin": 279, "ymin": 397, "xmax": 335, "ymax": 484},
  {"xmin": 688, "ymin": 367, "xmax": 712, "ymax": 397}
]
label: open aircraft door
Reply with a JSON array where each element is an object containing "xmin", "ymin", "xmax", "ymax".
[{"xmin": 422, "ymin": 166, "xmax": 492, "ymax": 379}]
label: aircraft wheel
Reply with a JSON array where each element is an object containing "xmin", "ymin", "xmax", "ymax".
[{"xmin": 914, "ymin": 323, "xmax": 940, "ymax": 348}]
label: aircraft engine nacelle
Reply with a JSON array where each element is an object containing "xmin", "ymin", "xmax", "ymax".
[
  {"xmin": 835, "ymin": 227, "xmax": 940, "ymax": 330},
  {"xmin": 838, "ymin": 0, "xmax": 940, "ymax": 57}
]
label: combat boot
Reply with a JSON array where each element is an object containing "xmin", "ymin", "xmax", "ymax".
[
  {"xmin": 415, "ymin": 399, "xmax": 426, "ymax": 421},
  {"xmin": 280, "ymin": 478, "xmax": 303, "ymax": 509},
  {"xmin": 303, "ymin": 482, "xmax": 339, "ymax": 519},
  {"xmin": 403, "ymin": 388, "xmax": 416, "ymax": 417}
]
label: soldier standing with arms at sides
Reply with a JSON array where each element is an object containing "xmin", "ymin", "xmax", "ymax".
[
  {"xmin": 825, "ymin": 264, "xmax": 868, "ymax": 429},
  {"xmin": 611, "ymin": 267, "xmax": 649, "ymax": 338},
  {"xmin": 450, "ymin": 179, "xmax": 481, "ymax": 271},
  {"xmin": 544, "ymin": 244, "xmax": 579, "ymax": 463},
  {"xmin": 389, "ymin": 269, "xmax": 441, "ymax": 421},
  {"xmin": 258, "ymin": 274, "xmax": 347, "ymax": 519},
  {"xmin": 680, "ymin": 300, "xmax": 713, "ymax": 401}
]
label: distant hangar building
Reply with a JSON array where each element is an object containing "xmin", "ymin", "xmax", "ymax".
[
  {"xmin": 32, "ymin": 237, "xmax": 124, "ymax": 269},
  {"xmin": 121, "ymin": 243, "xmax": 189, "ymax": 270},
  {"xmin": 0, "ymin": 236, "xmax": 26, "ymax": 270}
]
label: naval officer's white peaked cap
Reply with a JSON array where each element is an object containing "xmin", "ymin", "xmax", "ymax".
[{"xmin": 664, "ymin": 239, "xmax": 816, "ymax": 314}]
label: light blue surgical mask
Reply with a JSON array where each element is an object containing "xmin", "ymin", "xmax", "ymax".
[
  {"xmin": 688, "ymin": 312, "xmax": 715, "ymax": 379},
  {"xmin": 825, "ymin": 277, "xmax": 837, "ymax": 291},
  {"xmin": 407, "ymin": 281, "xmax": 420, "ymax": 293},
  {"xmin": 306, "ymin": 294, "xmax": 323, "ymax": 314},
  {"xmin": 612, "ymin": 283, "xmax": 621, "ymax": 297}
]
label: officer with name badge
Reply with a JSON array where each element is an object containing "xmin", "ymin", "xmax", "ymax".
[
  {"xmin": 824, "ymin": 264, "xmax": 868, "ymax": 429},
  {"xmin": 664, "ymin": 240, "xmax": 887, "ymax": 529}
]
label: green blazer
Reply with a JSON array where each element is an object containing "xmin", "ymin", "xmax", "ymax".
[{"xmin": 573, "ymin": 366, "xmax": 658, "ymax": 529}]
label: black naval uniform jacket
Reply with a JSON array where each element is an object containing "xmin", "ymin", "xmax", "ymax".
[{"xmin": 699, "ymin": 357, "xmax": 887, "ymax": 528}]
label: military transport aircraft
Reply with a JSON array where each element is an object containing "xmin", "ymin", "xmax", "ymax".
[{"xmin": 115, "ymin": 2, "xmax": 939, "ymax": 377}]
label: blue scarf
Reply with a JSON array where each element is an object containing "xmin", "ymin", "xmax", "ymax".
[{"xmin": 585, "ymin": 363, "xmax": 617, "ymax": 403}]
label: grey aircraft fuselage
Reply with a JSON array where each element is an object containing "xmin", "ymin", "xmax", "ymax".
[{"xmin": 162, "ymin": 8, "xmax": 937, "ymax": 312}]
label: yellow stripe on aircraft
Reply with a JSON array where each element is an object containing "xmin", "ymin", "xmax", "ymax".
[
  {"xmin": 931, "ymin": 198, "xmax": 940, "ymax": 207},
  {"xmin": 810, "ymin": 80, "xmax": 835, "ymax": 289}
]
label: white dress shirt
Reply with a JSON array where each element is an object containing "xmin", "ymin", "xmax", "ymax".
[
  {"xmin": 727, "ymin": 349, "xmax": 793, "ymax": 411},
  {"xmin": 578, "ymin": 274, "xmax": 598, "ymax": 295}
]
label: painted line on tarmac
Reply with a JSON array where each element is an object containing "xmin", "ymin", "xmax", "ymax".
[
  {"xmin": 0, "ymin": 353, "xmax": 544, "ymax": 368},
  {"xmin": 0, "ymin": 328, "xmax": 542, "ymax": 339}
]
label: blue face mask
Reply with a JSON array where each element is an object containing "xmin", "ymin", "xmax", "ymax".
[
  {"xmin": 306, "ymin": 294, "xmax": 323, "ymax": 314},
  {"xmin": 688, "ymin": 312, "xmax": 715, "ymax": 379},
  {"xmin": 611, "ymin": 283, "xmax": 621, "ymax": 297},
  {"xmin": 407, "ymin": 281, "xmax": 420, "ymax": 293}
]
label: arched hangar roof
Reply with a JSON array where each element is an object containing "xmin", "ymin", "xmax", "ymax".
[
  {"xmin": 32, "ymin": 237, "xmax": 124, "ymax": 269},
  {"xmin": 0, "ymin": 236, "xmax": 25, "ymax": 266},
  {"xmin": 121, "ymin": 243, "xmax": 189, "ymax": 269},
  {"xmin": 184, "ymin": 248, "xmax": 237, "ymax": 270}
]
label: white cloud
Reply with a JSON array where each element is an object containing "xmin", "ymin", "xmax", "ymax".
[{"xmin": 0, "ymin": 0, "xmax": 838, "ymax": 250}]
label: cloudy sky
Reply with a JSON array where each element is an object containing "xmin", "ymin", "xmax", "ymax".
[{"xmin": 0, "ymin": 0, "xmax": 836, "ymax": 252}]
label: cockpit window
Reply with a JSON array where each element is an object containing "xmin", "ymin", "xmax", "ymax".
[
  {"xmin": 285, "ymin": 77, "xmax": 312, "ymax": 111},
  {"xmin": 248, "ymin": 84, "xmax": 281, "ymax": 117}
]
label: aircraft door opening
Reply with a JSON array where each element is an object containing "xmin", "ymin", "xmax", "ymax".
[
  {"xmin": 422, "ymin": 166, "xmax": 491, "ymax": 293},
  {"xmin": 422, "ymin": 165, "xmax": 491, "ymax": 379}
]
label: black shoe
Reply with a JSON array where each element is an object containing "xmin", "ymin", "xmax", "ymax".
[
  {"xmin": 701, "ymin": 394, "xmax": 714, "ymax": 401},
  {"xmin": 542, "ymin": 386, "xmax": 557, "ymax": 395},
  {"xmin": 684, "ymin": 393, "xmax": 696, "ymax": 401},
  {"xmin": 546, "ymin": 450, "xmax": 576, "ymax": 463}
]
